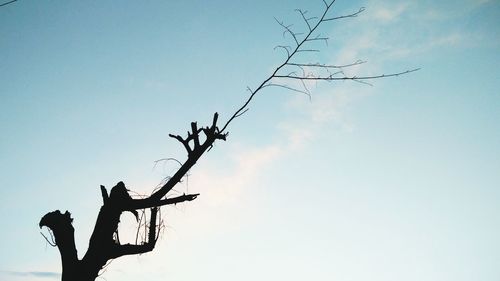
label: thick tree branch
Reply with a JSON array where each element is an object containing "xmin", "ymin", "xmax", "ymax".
[
  {"xmin": 128, "ymin": 193, "xmax": 199, "ymax": 210},
  {"xmin": 147, "ymin": 113, "xmax": 226, "ymax": 202}
]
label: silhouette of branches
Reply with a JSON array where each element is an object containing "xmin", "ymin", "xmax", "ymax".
[
  {"xmin": 38, "ymin": 1, "xmax": 418, "ymax": 280},
  {"xmin": 220, "ymin": 1, "xmax": 418, "ymax": 133}
]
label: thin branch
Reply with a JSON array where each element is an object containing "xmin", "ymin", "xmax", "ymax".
[
  {"xmin": 287, "ymin": 60, "xmax": 366, "ymax": 69},
  {"xmin": 305, "ymin": 36, "xmax": 329, "ymax": 45},
  {"xmin": 324, "ymin": 7, "xmax": 366, "ymax": 21},
  {"xmin": 0, "ymin": 0, "xmax": 18, "ymax": 7},
  {"xmin": 264, "ymin": 83, "xmax": 311, "ymax": 98},
  {"xmin": 274, "ymin": 45, "xmax": 291, "ymax": 58},
  {"xmin": 153, "ymin": 157, "xmax": 183, "ymax": 170},
  {"xmin": 296, "ymin": 9, "xmax": 312, "ymax": 31},
  {"xmin": 135, "ymin": 209, "xmax": 146, "ymax": 244},
  {"xmin": 275, "ymin": 68, "xmax": 421, "ymax": 81},
  {"xmin": 296, "ymin": 49, "xmax": 320, "ymax": 53},
  {"xmin": 352, "ymin": 79, "xmax": 374, "ymax": 86},
  {"xmin": 40, "ymin": 231, "xmax": 57, "ymax": 247},
  {"xmin": 234, "ymin": 108, "xmax": 249, "ymax": 118},
  {"xmin": 274, "ymin": 17, "xmax": 299, "ymax": 46},
  {"xmin": 299, "ymin": 79, "xmax": 313, "ymax": 100},
  {"xmin": 110, "ymin": 208, "xmax": 158, "ymax": 259}
]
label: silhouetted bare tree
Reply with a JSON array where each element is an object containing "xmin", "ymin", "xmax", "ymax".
[{"xmin": 39, "ymin": 1, "xmax": 417, "ymax": 280}]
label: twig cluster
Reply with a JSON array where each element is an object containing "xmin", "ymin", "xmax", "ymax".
[
  {"xmin": 168, "ymin": 113, "xmax": 227, "ymax": 157},
  {"xmin": 220, "ymin": 1, "xmax": 418, "ymax": 133}
]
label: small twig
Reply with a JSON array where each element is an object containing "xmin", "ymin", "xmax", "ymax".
[
  {"xmin": 264, "ymin": 83, "xmax": 311, "ymax": 98},
  {"xmin": 40, "ymin": 231, "xmax": 56, "ymax": 247},
  {"xmin": 153, "ymin": 158, "xmax": 183, "ymax": 169},
  {"xmin": 234, "ymin": 108, "xmax": 249, "ymax": 118},
  {"xmin": 274, "ymin": 17, "xmax": 299, "ymax": 46},
  {"xmin": 274, "ymin": 45, "xmax": 291, "ymax": 58},
  {"xmin": 296, "ymin": 49, "xmax": 320, "ymax": 53},
  {"xmin": 296, "ymin": 9, "xmax": 312, "ymax": 31},
  {"xmin": 324, "ymin": 7, "xmax": 366, "ymax": 21},
  {"xmin": 168, "ymin": 134, "xmax": 191, "ymax": 154},
  {"xmin": 287, "ymin": 60, "xmax": 366, "ymax": 69},
  {"xmin": 0, "ymin": 0, "xmax": 19, "ymax": 7}
]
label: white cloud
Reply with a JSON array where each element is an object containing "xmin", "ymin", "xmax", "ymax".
[
  {"xmin": 190, "ymin": 143, "xmax": 283, "ymax": 207},
  {"xmin": 278, "ymin": 123, "xmax": 314, "ymax": 150},
  {"xmin": 428, "ymin": 32, "xmax": 463, "ymax": 48},
  {"xmin": 169, "ymin": 86, "xmax": 364, "ymax": 212},
  {"xmin": 328, "ymin": 2, "xmax": 474, "ymax": 64},
  {"xmin": 371, "ymin": 3, "xmax": 410, "ymax": 22},
  {"xmin": 372, "ymin": 31, "xmax": 465, "ymax": 61}
]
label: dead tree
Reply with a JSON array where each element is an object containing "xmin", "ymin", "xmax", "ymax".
[
  {"xmin": 39, "ymin": 1, "xmax": 417, "ymax": 280},
  {"xmin": 40, "ymin": 115, "xmax": 225, "ymax": 281}
]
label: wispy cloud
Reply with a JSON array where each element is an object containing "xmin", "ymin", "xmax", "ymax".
[
  {"xmin": 190, "ymin": 142, "xmax": 283, "ymax": 207},
  {"xmin": 186, "ymin": 86, "xmax": 363, "ymax": 212},
  {"xmin": 328, "ymin": 1, "xmax": 485, "ymax": 65},
  {"xmin": 371, "ymin": 3, "xmax": 410, "ymax": 22}
]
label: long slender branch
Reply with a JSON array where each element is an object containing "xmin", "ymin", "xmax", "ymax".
[
  {"xmin": 264, "ymin": 83, "xmax": 311, "ymax": 97},
  {"xmin": 274, "ymin": 68, "xmax": 420, "ymax": 81},
  {"xmin": 220, "ymin": 1, "xmax": 337, "ymax": 133},
  {"xmin": 287, "ymin": 60, "xmax": 366, "ymax": 69},
  {"xmin": 219, "ymin": 2, "xmax": 418, "ymax": 133},
  {"xmin": 324, "ymin": 7, "xmax": 365, "ymax": 21},
  {"xmin": 0, "ymin": 0, "xmax": 19, "ymax": 7}
]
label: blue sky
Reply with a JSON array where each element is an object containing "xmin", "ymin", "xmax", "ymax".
[{"xmin": 0, "ymin": 0, "xmax": 499, "ymax": 280}]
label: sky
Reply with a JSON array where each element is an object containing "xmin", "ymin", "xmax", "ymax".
[{"xmin": 0, "ymin": 0, "xmax": 499, "ymax": 280}]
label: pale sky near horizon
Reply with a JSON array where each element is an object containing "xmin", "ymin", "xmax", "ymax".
[{"xmin": 1, "ymin": 0, "xmax": 499, "ymax": 280}]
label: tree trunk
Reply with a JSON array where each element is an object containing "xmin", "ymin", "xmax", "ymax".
[
  {"xmin": 39, "ymin": 183, "xmax": 157, "ymax": 281},
  {"xmin": 39, "ymin": 210, "xmax": 102, "ymax": 281}
]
